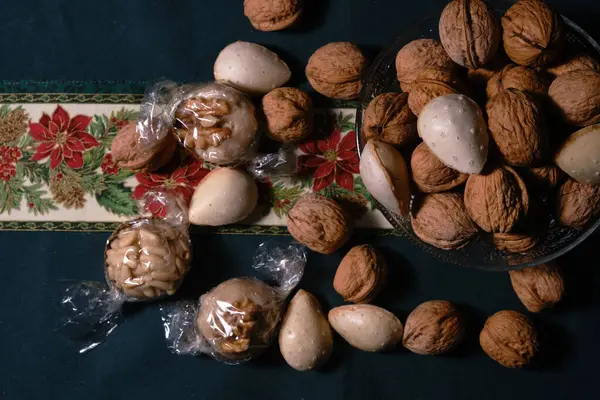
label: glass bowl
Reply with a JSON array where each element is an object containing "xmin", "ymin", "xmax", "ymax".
[{"xmin": 355, "ymin": 3, "xmax": 600, "ymax": 271}]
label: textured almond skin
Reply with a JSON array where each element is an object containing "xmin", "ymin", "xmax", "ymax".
[
  {"xmin": 244, "ymin": 0, "xmax": 302, "ymax": 31},
  {"xmin": 549, "ymin": 70, "xmax": 600, "ymax": 127},
  {"xmin": 287, "ymin": 194, "xmax": 351, "ymax": 254},
  {"xmin": 408, "ymin": 68, "xmax": 464, "ymax": 116},
  {"xmin": 464, "ymin": 166, "xmax": 529, "ymax": 233},
  {"xmin": 395, "ymin": 39, "xmax": 455, "ymax": 92},
  {"xmin": 501, "ymin": 0, "xmax": 564, "ymax": 67},
  {"xmin": 555, "ymin": 178, "xmax": 600, "ymax": 228},
  {"xmin": 363, "ymin": 92, "xmax": 417, "ymax": 146},
  {"xmin": 486, "ymin": 65, "xmax": 549, "ymax": 99},
  {"xmin": 262, "ymin": 87, "xmax": 313, "ymax": 142},
  {"xmin": 306, "ymin": 42, "xmax": 366, "ymax": 100},
  {"xmin": 509, "ymin": 262, "xmax": 564, "ymax": 312},
  {"xmin": 403, "ymin": 300, "xmax": 464, "ymax": 355},
  {"xmin": 480, "ymin": 310, "xmax": 539, "ymax": 368},
  {"xmin": 333, "ymin": 245, "xmax": 387, "ymax": 304},
  {"xmin": 410, "ymin": 142, "xmax": 468, "ymax": 193},
  {"xmin": 492, "ymin": 232, "xmax": 540, "ymax": 253},
  {"xmin": 439, "ymin": 0, "xmax": 500, "ymax": 69},
  {"xmin": 486, "ymin": 89, "xmax": 548, "ymax": 167},
  {"xmin": 411, "ymin": 193, "xmax": 478, "ymax": 250},
  {"xmin": 111, "ymin": 122, "xmax": 177, "ymax": 172},
  {"xmin": 547, "ymin": 54, "xmax": 600, "ymax": 78}
]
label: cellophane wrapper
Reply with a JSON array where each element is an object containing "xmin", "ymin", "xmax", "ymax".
[
  {"xmin": 59, "ymin": 191, "xmax": 192, "ymax": 353},
  {"xmin": 160, "ymin": 241, "xmax": 306, "ymax": 364}
]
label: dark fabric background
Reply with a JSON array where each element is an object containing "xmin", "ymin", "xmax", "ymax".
[{"xmin": 1, "ymin": 1, "xmax": 600, "ymax": 399}]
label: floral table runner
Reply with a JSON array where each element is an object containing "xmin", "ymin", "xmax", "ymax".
[{"xmin": 0, "ymin": 87, "xmax": 393, "ymax": 233}]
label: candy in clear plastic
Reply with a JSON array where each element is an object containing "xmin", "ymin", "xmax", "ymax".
[
  {"xmin": 160, "ymin": 241, "xmax": 306, "ymax": 363},
  {"xmin": 59, "ymin": 191, "xmax": 192, "ymax": 353}
]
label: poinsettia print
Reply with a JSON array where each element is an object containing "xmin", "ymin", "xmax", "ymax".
[
  {"xmin": 100, "ymin": 153, "xmax": 119, "ymax": 175},
  {"xmin": 29, "ymin": 105, "xmax": 99, "ymax": 169},
  {"xmin": 133, "ymin": 158, "xmax": 210, "ymax": 217},
  {"xmin": 297, "ymin": 124, "xmax": 360, "ymax": 192},
  {"xmin": 0, "ymin": 145, "xmax": 22, "ymax": 182}
]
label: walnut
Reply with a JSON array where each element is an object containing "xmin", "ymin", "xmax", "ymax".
[
  {"xmin": 509, "ymin": 262, "xmax": 564, "ymax": 312},
  {"xmin": 480, "ymin": 310, "xmax": 539, "ymax": 368},
  {"xmin": 395, "ymin": 39, "xmax": 455, "ymax": 92},
  {"xmin": 501, "ymin": 0, "xmax": 564, "ymax": 67},
  {"xmin": 305, "ymin": 42, "xmax": 367, "ymax": 100},
  {"xmin": 439, "ymin": 0, "xmax": 500, "ymax": 69},
  {"xmin": 333, "ymin": 245, "xmax": 387, "ymax": 303},
  {"xmin": 408, "ymin": 68, "xmax": 465, "ymax": 116},
  {"xmin": 464, "ymin": 166, "xmax": 529, "ymax": 233},
  {"xmin": 244, "ymin": 0, "xmax": 302, "ymax": 31},
  {"xmin": 363, "ymin": 92, "xmax": 417, "ymax": 146},
  {"xmin": 520, "ymin": 165, "xmax": 564, "ymax": 194},
  {"xmin": 411, "ymin": 192, "xmax": 479, "ymax": 250},
  {"xmin": 197, "ymin": 278, "xmax": 282, "ymax": 361},
  {"xmin": 403, "ymin": 300, "xmax": 464, "ymax": 355},
  {"xmin": 110, "ymin": 121, "xmax": 177, "ymax": 172},
  {"xmin": 410, "ymin": 142, "xmax": 468, "ymax": 193},
  {"xmin": 467, "ymin": 52, "xmax": 510, "ymax": 89},
  {"xmin": 547, "ymin": 54, "xmax": 600, "ymax": 78},
  {"xmin": 492, "ymin": 232, "xmax": 540, "ymax": 253},
  {"xmin": 287, "ymin": 194, "xmax": 352, "ymax": 254},
  {"xmin": 548, "ymin": 70, "xmax": 600, "ymax": 127},
  {"xmin": 486, "ymin": 64, "xmax": 549, "ymax": 99},
  {"xmin": 555, "ymin": 178, "xmax": 600, "ymax": 228},
  {"xmin": 262, "ymin": 87, "xmax": 313, "ymax": 143},
  {"xmin": 486, "ymin": 89, "xmax": 548, "ymax": 166}
]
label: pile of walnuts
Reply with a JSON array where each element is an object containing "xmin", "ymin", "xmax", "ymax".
[{"xmin": 364, "ymin": 0, "xmax": 600, "ymax": 254}]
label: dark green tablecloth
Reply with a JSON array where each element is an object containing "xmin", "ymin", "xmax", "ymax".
[{"xmin": 1, "ymin": 1, "xmax": 600, "ymax": 399}]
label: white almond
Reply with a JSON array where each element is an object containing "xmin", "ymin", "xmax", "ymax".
[
  {"xmin": 328, "ymin": 304, "xmax": 403, "ymax": 352},
  {"xmin": 188, "ymin": 167, "xmax": 258, "ymax": 226},
  {"xmin": 555, "ymin": 124, "xmax": 600, "ymax": 185},
  {"xmin": 279, "ymin": 290, "xmax": 333, "ymax": 371},
  {"xmin": 359, "ymin": 140, "xmax": 411, "ymax": 216},
  {"xmin": 214, "ymin": 41, "xmax": 291, "ymax": 96},
  {"xmin": 417, "ymin": 94, "xmax": 489, "ymax": 174}
]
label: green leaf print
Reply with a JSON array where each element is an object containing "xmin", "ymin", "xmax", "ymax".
[{"xmin": 95, "ymin": 183, "xmax": 137, "ymax": 216}]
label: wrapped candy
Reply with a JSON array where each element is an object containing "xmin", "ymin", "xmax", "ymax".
[
  {"xmin": 59, "ymin": 192, "xmax": 192, "ymax": 353},
  {"xmin": 160, "ymin": 241, "xmax": 306, "ymax": 363}
]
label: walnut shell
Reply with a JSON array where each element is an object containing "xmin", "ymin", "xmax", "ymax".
[
  {"xmin": 411, "ymin": 192, "xmax": 479, "ymax": 250},
  {"xmin": 439, "ymin": 0, "xmax": 500, "ymax": 69},
  {"xmin": 555, "ymin": 178, "xmax": 600, "ymax": 228},
  {"xmin": 486, "ymin": 89, "xmax": 548, "ymax": 166},
  {"xmin": 486, "ymin": 65, "xmax": 549, "ymax": 99},
  {"xmin": 480, "ymin": 310, "xmax": 539, "ymax": 368},
  {"xmin": 110, "ymin": 122, "xmax": 177, "ymax": 172},
  {"xmin": 287, "ymin": 194, "xmax": 352, "ymax": 254},
  {"xmin": 305, "ymin": 42, "xmax": 366, "ymax": 100},
  {"xmin": 408, "ymin": 68, "xmax": 465, "ymax": 116},
  {"xmin": 410, "ymin": 142, "xmax": 468, "ymax": 193},
  {"xmin": 395, "ymin": 39, "xmax": 455, "ymax": 92},
  {"xmin": 548, "ymin": 70, "xmax": 600, "ymax": 127},
  {"xmin": 333, "ymin": 245, "xmax": 387, "ymax": 303},
  {"xmin": 520, "ymin": 165, "xmax": 564, "ymax": 194},
  {"xmin": 262, "ymin": 87, "xmax": 313, "ymax": 142},
  {"xmin": 547, "ymin": 54, "xmax": 600, "ymax": 78},
  {"xmin": 363, "ymin": 93, "xmax": 417, "ymax": 146},
  {"xmin": 243, "ymin": 0, "xmax": 302, "ymax": 31},
  {"xmin": 464, "ymin": 166, "xmax": 529, "ymax": 233},
  {"xmin": 509, "ymin": 262, "xmax": 564, "ymax": 312},
  {"xmin": 403, "ymin": 300, "xmax": 464, "ymax": 355},
  {"xmin": 492, "ymin": 232, "xmax": 540, "ymax": 253},
  {"xmin": 197, "ymin": 278, "xmax": 282, "ymax": 361},
  {"xmin": 501, "ymin": 0, "xmax": 564, "ymax": 67}
]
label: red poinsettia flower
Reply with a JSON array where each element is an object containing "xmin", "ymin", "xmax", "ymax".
[
  {"xmin": 297, "ymin": 127, "xmax": 359, "ymax": 192},
  {"xmin": 29, "ymin": 105, "xmax": 99, "ymax": 169},
  {"xmin": 110, "ymin": 116, "xmax": 129, "ymax": 129},
  {"xmin": 0, "ymin": 145, "xmax": 22, "ymax": 182},
  {"xmin": 100, "ymin": 153, "xmax": 119, "ymax": 175},
  {"xmin": 133, "ymin": 159, "xmax": 210, "ymax": 217}
]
